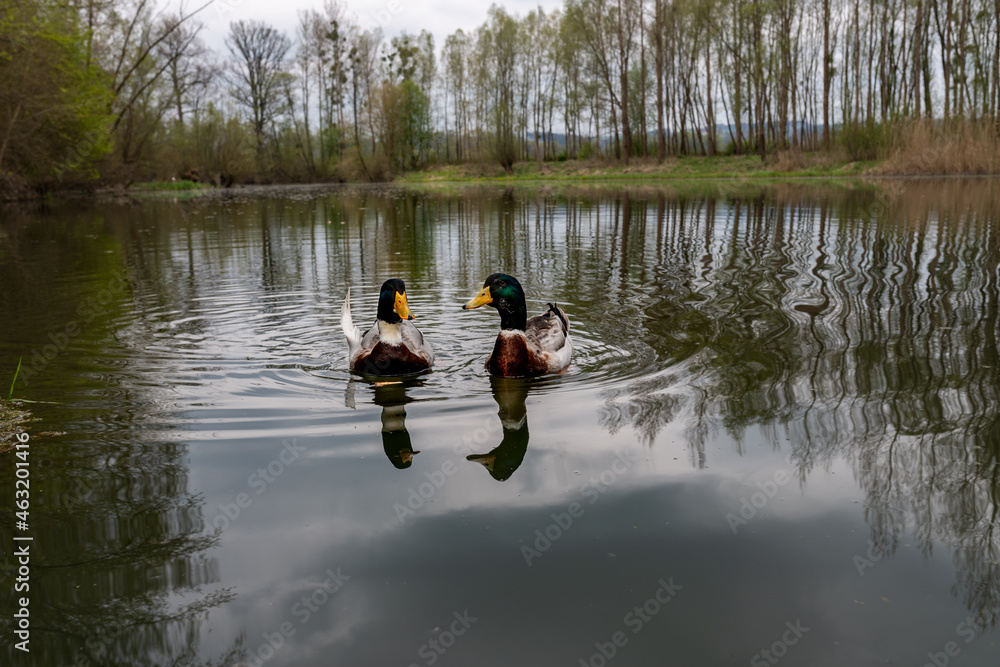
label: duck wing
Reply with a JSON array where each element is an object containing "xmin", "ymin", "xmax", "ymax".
[
  {"xmin": 359, "ymin": 321, "xmax": 381, "ymax": 349},
  {"xmin": 525, "ymin": 303, "xmax": 571, "ymax": 373},
  {"xmin": 400, "ymin": 320, "xmax": 435, "ymax": 365},
  {"xmin": 526, "ymin": 303, "xmax": 569, "ymax": 350}
]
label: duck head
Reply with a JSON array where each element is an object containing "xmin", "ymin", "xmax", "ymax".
[
  {"xmin": 377, "ymin": 278, "xmax": 415, "ymax": 323},
  {"xmin": 463, "ymin": 273, "xmax": 527, "ymax": 331}
]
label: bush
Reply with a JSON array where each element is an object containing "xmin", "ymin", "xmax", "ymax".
[
  {"xmin": 336, "ymin": 147, "xmax": 392, "ymax": 182},
  {"xmin": 838, "ymin": 121, "xmax": 886, "ymax": 161}
]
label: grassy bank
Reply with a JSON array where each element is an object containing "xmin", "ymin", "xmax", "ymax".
[
  {"xmin": 0, "ymin": 398, "xmax": 32, "ymax": 453},
  {"xmin": 397, "ymin": 122, "xmax": 1000, "ymax": 183},
  {"xmin": 397, "ymin": 153, "xmax": 876, "ymax": 183}
]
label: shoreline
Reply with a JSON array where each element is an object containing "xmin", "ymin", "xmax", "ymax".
[{"xmin": 5, "ymin": 156, "xmax": 1000, "ymax": 203}]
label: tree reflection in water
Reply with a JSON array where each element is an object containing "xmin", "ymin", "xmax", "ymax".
[
  {"xmin": 0, "ymin": 434, "xmax": 242, "ymax": 666},
  {"xmin": 587, "ymin": 182, "xmax": 1000, "ymax": 628},
  {"xmin": 3, "ymin": 179, "xmax": 998, "ymax": 662}
]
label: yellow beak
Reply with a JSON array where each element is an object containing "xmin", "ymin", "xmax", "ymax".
[
  {"xmin": 463, "ymin": 286, "xmax": 493, "ymax": 310},
  {"xmin": 394, "ymin": 291, "xmax": 415, "ymax": 320}
]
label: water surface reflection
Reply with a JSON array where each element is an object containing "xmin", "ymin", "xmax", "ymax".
[
  {"xmin": 0, "ymin": 180, "xmax": 998, "ymax": 665},
  {"xmin": 466, "ymin": 377, "xmax": 531, "ymax": 482}
]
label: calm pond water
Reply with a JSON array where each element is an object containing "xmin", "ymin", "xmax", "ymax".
[{"xmin": 1, "ymin": 180, "xmax": 999, "ymax": 666}]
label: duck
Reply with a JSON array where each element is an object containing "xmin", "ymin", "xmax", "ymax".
[
  {"xmin": 462, "ymin": 273, "xmax": 572, "ymax": 377},
  {"xmin": 341, "ymin": 279, "xmax": 434, "ymax": 376}
]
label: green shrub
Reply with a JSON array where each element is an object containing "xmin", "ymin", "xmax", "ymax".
[{"xmin": 839, "ymin": 121, "xmax": 886, "ymax": 161}]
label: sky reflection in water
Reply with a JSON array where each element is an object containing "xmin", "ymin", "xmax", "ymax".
[{"xmin": 0, "ymin": 180, "xmax": 998, "ymax": 666}]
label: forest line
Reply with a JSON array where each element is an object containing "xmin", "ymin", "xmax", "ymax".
[{"xmin": 3, "ymin": 0, "xmax": 1000, "ymax": 197}]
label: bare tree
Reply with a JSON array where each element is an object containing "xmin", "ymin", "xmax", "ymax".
[
  {"xmin": 101, "ymin": 0, "xmax": 212, "ymax": 131},
  {"xmin": 158, "ymin": 16, "xmax": 215, "ymax": 126},
  {"xmin": 226, "ymin": 19, "xmax": 292, "ymax": 164}
]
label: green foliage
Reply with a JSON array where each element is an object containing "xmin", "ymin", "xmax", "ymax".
[
  {"xmin": 6, "ymin": 0, "xmax": 998, "ymax": 190},
  {"xmin": 839, "ymin": 121, "xmax": 888, "ymax": 161},
  {"xmin": 482, "ymin": 6, "xmax": 519, "ymax": 172},
  {"xmin": 322, "ymin": 125, "xmax": 347, "ymax": 165},
  {"xmin": 399, "ymin": 80, "xmax": 432, "ymax": 169},
  {"xmin": 158, "ymin": 104, "xmax": 255, "ymax": 182},
  {"xmin": 0, "ymin": 0, "xmax": 113, "ymax": 189},
  {"xmin": 719, "ymin": 137, "xmax": 740, "ymax": 156},
  {"xmin": 375, "ymin": 79, "xmax": 433, "ymax": 172},
  {"xmin": 627, "ymin": 66, "xmax": 649, "ymax": 155}
]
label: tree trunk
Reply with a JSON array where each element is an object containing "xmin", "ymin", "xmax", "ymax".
[
  {"xmin": 914, "ymin": 0, "xmax": 922, "ymax": 117},
  {"xmin": 705, "ymin": 46, "xmax": 715, "ymax": 156},
  {"xmin": 655, "ymin": 0, "xmax": 665, "ymax": 162},
  {"xmin": 823, "ymin": 0, "xmax": 831, "ymax": 147}
]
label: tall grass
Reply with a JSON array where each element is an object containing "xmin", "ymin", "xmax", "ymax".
[
  {"xmin": 878, "ymin": 119, "xmax": 1000, "ymax": 175},
  {"xmin": 9, "ymin": 356, "xmax": 21, "ymax": 399}
]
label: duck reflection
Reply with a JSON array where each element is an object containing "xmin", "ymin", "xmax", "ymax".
[
  {"xmin": 467, "ymin": 376, "xmax": 530, "ymax": 481},
  {"xmin": 373, "ymin": 380, "xmax": 422, "ymax": 469},
  {"xmin": 346, "ymin": 377, "xmax": 424, "ymax": 469}
]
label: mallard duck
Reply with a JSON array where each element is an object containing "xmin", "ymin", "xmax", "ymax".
[
  {"xmin": 462, "ymin": 273, "xmax": 572, "ymax": 377},
  {"xmin": 341, "ymin": 279, "xmax": 434, "ymax": 375}
]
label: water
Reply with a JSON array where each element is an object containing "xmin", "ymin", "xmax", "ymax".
[{"xmin": 1, "ymin": 180, "xmax": 998, "ymax": 666}]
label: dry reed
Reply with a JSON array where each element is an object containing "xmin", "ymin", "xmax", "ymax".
[{"xmin": 878, "ymin": 119, "xmax": 1000, "ymax": 175}]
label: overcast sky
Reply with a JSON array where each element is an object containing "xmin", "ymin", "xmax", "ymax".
[{"xmin": 197, "ymin": 0, "xmax": 564, "ymax": 57}]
